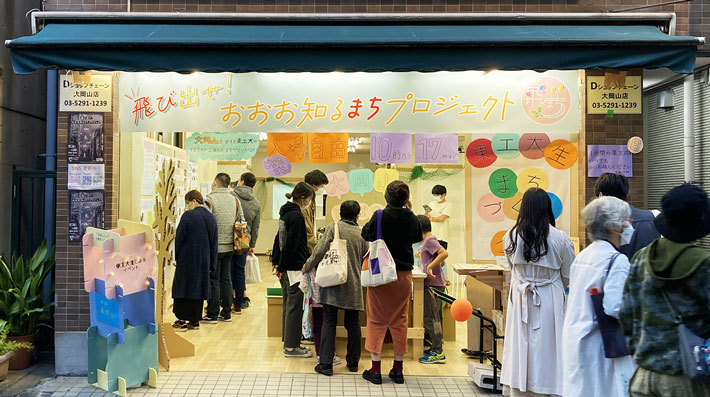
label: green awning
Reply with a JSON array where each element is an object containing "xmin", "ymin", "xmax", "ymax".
[{"xmin": 6, "ymin": 22, "xmax": 700, "ymax": 74}]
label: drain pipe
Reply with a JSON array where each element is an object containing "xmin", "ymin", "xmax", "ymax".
[
  {"xmin": 683, "ymin": 73, "xmax": 695, "ymax": 184},
  {"xmin": 44, "ymin": 69, "xmax": 57, "ymax": 301}
]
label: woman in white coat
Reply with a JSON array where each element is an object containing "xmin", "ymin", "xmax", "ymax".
[
  {"xmin": 501, "ymin": 188, "xmax": 575, "ymax": 396},
  {"xmin": 562, "ymin": 196, "xmax": 636, "ymax": 397}
]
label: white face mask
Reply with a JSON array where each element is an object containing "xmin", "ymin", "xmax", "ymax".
[
  {"xmin": 620, "ymin": 224, "xmax": 634, "ymax": 246},
  {"xmin": 317, "ymin": 188, "xmax": 326, "ymax": 195},
  {"xmin": 433, "ymin": 195, "xmax": 443, "ymax": 203}
]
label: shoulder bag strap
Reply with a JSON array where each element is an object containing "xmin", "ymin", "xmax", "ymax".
[
  {"xmin": 334, "ymin": 221, "xmax": 340, "ymax": 240},
  {"xmin": 376, "ymin": 210, "xmax": 383, "ymax": 240},
  {"xmin": 660, "ymin": 289, "xmax": 684, "ymax": 324},
  {"xmin": 605, "ymin": 253, "xmax": 621, "ymax": 280}
]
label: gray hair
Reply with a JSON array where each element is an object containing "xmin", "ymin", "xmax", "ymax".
[{"xmin": 582, "ymin": 196, "xmax": 631, "ymax": 242}]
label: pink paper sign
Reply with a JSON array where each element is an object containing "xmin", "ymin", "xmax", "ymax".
[
  {"xmin": 370, "ymin": 133, "xmax": 412, "ymax": 163},
  {"xmin": 414, "ymin": 133, "xmax": 459, "ymax": 164},
  {"xmin": 324, "ymin": 170, "xmax": 349, "ymax": 199},
  {"xmin": 263, "ymin": 155, "xmax": 292, "ymax": 177}
]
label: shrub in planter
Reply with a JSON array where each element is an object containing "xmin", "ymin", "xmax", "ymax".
[
  {"xmin": 0, "ymin": 325, "xmax": 33, "ymax": 381},
  {"xmin": 0, "ymin": 242, "xmax": 54, "ymax": 370}
]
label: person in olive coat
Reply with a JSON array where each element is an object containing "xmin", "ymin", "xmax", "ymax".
[{"xmin": 172, "ymin": 190, "xmax": 218, "ymax": 332}]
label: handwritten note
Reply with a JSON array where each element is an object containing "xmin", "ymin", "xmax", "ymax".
[
  {"xmin": 185, "ymin": 132, "xmax": 259, "ymax": 160},
  {"xmin": 324, "ymin": 170, "xmax": 349, "ymax": 199},
  {"xmin": 370, "ymin": 133, "xmax": 412, "ymax": 163},
  {"xmin": 373, "ymin": 168, "xmax": 400, "ymax": 193},
  {"xmin": 308, "ymin": 133, "xmax": 349, "ymax": 163},
  {"xmin": 267, "ymin": 133, "xmax": 307, "ymax": 163},
  {"xmin": 263, "ymin": 155, "xmax": 292, "ymax": 177},
  {"xmin": 348, "ymin": 169, "xmax": 374, "ymax": 196},
  {"xmin": 587, "ymin": 145, "xmax": 632, "ymax": 177},
  {"xmin": 415, "ymin": 133, "xmax": 459, "ymax": 164}
]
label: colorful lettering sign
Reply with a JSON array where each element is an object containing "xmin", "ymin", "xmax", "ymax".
[
  {"xmin": 466, "ymin": 139, "xmax": 497, "ymax": 168},
  {"xmin": 348, "ymin": 169, "xmax": 374, "ymax": 196},
  {"xmin": 267, "ymin": 133, "xmax": 307, "ymax": 163},
  {"xmin": 544, "ymin": 139, "xmax": 578, "ymax": 170},
  {"xmin": 185, "ymin": 132, "xmax": 259, "ymax": 160},
  {"xmin": 414, "ymin": 133, "xmax": 459, "ymax": 164},
  {"xmin": 324, "ymin": 171, "xmax": 349, "ymax": 199},
  {"xmin": 118, "ymin": 71, "xmax": 580, "ymax": 133},
  {"xmin": 519, "ymin": 133, "xmax": 550, "ymax": 160},
  {"xmin": 373, "ymin": 168, "xmax": 400, "ymax": 193},
  {"xmin": 308, "ymin": 133, "xmax": 349, "ymax": 163},
  {"xmin": 587, "ymin": 145, "xmax": 633, "ymax": 177},
  {"xmin": 263, "ymin": 155, "xmax": 292, "ymax": 177},
  {"xmin": 370, "ymin": 133, "xmax": 412, "ymax": 163}
]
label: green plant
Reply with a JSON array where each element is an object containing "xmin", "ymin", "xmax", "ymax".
[
  {"xmin": 0, "ymin": 241, "xmax": 55, "ymax": 336},
  {"xmin": 0, "ymin": 326, "xmax": 32, "ymax": 356}
]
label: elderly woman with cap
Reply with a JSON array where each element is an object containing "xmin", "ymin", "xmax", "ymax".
[
  {"xmin": 361, "ymin": 180, "xmax": 423, "ymax": 385},
  {"xmin": 620, "ymin": 184, "xmax": 710, "ymax": 397},
  {"xmin": 562, "ymin": 196, "xmax": 636, "ymax": 397}
]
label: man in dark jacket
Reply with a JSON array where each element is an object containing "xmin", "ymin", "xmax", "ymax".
[
  {"xmin": 620, "ymin": 184, "xmax": 710, "ymax": 396},
  {"xmin": 230, "ymin": 172, "xmax": 261, "ymax": 314},
  {"xmin": 595, "ymin": 173, "xmax": 660, "ymax": 258}
]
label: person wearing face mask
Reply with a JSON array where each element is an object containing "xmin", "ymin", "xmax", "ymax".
[
  {"xmin": 272, "ymin": 182, "xmax": 316, "ymax": 358},
  {"xmin": 595, "ymin": 173, "xmax": 660, "ymax": 259},
  {"xmin": 304, "ymin": 170, "xmax": 330, "ymax": 254},
  {"xmin": 172, "ymin": 190, "xmax": 218, "ymax": 332},
  {"xmin": 424, "ymin": 185, "xmax": 451, "ymax": 246},
  {"xmin": 562, "ymin": 196, "xmax": 636, "ymax": 397}
]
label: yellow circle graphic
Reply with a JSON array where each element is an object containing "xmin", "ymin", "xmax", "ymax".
[
  {"xmin": 516, "ymin": 167, "xmax": 549, "ymax": 193},
  {"xmin": 503, "ymin": 192, "xmax": 524, "ymax": 221}
]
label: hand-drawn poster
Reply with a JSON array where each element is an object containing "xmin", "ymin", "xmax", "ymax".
[
  {"xmin": 587, "ymin": 145, "xmax": 633, "ymax": 177},
  {"xmin": 470, "ymin": 133, "xmax": 578, "ymax": 260},
  {"xmin": 69, "ymin": 190, "xmax": 105, "ymax": 242},
  {"xmin": 68, "ymin": 113, "xmax": 104, "ymax": 163}
]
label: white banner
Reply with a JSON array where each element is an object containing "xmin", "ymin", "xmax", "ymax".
[{"xmin": 118, "ymin": 71, "xmax": 580, "ymax": 134}]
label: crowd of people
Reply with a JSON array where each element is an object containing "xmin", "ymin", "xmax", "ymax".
[{"xmin": 170, "ymin": 168, "xmax": 710, "ymax": 395}]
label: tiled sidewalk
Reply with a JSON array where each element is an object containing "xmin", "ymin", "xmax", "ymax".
[{"xmin": 27, "ymin": 371, "xmax": 497, "ymax": 396}]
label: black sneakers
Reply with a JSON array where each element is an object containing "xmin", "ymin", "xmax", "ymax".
[
  {"xmin": 201, "ymin": 316, "xmax": 218, "ymax": 324},
  {"xmin": 314, "ymin": 364, "xmax": 333, "ymax": 376}
]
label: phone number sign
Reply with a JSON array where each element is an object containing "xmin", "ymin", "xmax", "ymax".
[
  {"xmin": 587, "ymin": 76, "xmax": 641, "ymax": 114},
  {"xmin": 59, "ymin": 73, "xmax": 112, "ymax": 112}
]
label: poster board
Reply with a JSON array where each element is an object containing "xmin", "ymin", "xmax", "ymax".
[{"xmin": 470, "ymin": 133, "xmax": 579, "ymax": 260}]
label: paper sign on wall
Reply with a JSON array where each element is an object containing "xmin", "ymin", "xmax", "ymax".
[
  {"xmin": 324, "ymin": 170, "xmax": 349, "ymax": 199},
  {"xmin": 587, "ymin": 145, "xmax": 633, "ymax": 177},
  {"xmin": 60, "ymin": 73, "xmax": 112, "ymax": 112},
  {"xmin": 263, "ymin": 155, "xmax": 292, "ymax": 177},
  {"xmin": 68, "ymin": 164, "xmax": 105, "ymax": 190},
  {"xmin": 308, "ymin": 133, "xmax": 349, "ymax": 163},
  {"xmin": 348, "ymin": 169, "xmax": 374, "ymax": 196},
  {"xmin": 69, "ymin": 190, "xmax": 105, "ymax": 242},
  {"xmin": 185, "ymin": 132, "xmax": 259, "ymax": 160},
  {"xmin": 374, "ymin": 168, "xmax": 399, "ymax": 193},
  {"xmin": 415, "ymin": 133, "xmax": 459, "ymax": 164},
  {"xmin": 370, "ymin": 133, "xmax": 412, "ymax": 163},
  {"xmin": 68, "ymin": 113, "xmax": 104, "ymax": 164},
  {"xmin": 267, "ymin": 133, "xmax": 307, "ymax": 163}
]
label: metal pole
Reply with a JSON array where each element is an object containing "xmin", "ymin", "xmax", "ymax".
[
  {"xmin": 44, "ymin": 69, "xmax": 57, "ymax": 302},
  {"xmin": 683, "ymin": 74, "xmax": 695, "ymax": 183}
]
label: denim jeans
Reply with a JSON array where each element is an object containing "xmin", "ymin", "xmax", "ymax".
[
  {"xmin": 206, "ymin": 252, "xmax": 233, "ymax": 318},
  {"xmin": 231, "ymin": 250, "xmax": 248, "ymax": 307}
]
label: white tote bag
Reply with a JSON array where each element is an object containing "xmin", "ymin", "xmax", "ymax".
[
  {"xmin": 361, "ymin": 210, "xmax": 398, "ymax": 287},
  {"xmin": 314, "ymin": 222, "xmax": 349, "ymax": 288},
  {"xmin": 245, "ymin": 254, "xmax": 262, "ymax": 284}
]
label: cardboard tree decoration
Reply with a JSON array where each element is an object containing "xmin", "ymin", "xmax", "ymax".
[
  {"xmin": 152, "ymin": 159, "xmax": 195, "ymax": 370},
  {"xmin": 82, "ymin": 220, "xmax": 159, "ymax": 396}
]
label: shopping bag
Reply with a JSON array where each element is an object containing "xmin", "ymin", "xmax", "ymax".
[
  {"xmin": 589, "ymin": 253, "xmax": 629, "ymax": 358},
  {"xmin": 315, "ymin": 222, "xmax": 348, "ymax": 287},
  {"xmin": 245, "ymin": 254, "xmax": 262, "ymax": 284},
  {"xmin": 233, "ymin": 196, "xmax": 250, "ymax": 254},
  {"xmin": 361, "ymin": 210, "xmax": 397, "ymax": 287}
]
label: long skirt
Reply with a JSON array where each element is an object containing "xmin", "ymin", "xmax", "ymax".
[
  {"xmin": 365, "ymin": 270, "xmax": 412, "ymax": 355},
  {"xmin": 173, "ymin": 298, "xmax": 204, "ymax": 323}
]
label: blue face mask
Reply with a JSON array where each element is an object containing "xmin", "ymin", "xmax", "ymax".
[{"xmin": 620, "ymin": 224, "xmax": 635, "ymax": 246}]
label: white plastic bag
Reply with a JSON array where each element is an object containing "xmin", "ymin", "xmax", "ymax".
[
  {"xmin": 245, "ymin": 253, "xmax": 262, "ymax": 284},
  {"xmin": 361, "ymin": 210, "xmax": 398, "ymax": 287},
  {"xmin": 315, "ymin": 222, "xmax": 348, "ymax": 287}
]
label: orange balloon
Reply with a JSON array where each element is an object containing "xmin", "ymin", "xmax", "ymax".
[{"xmin": 451, "ymin": 299, "xmax": 473, "ymax": 322}]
